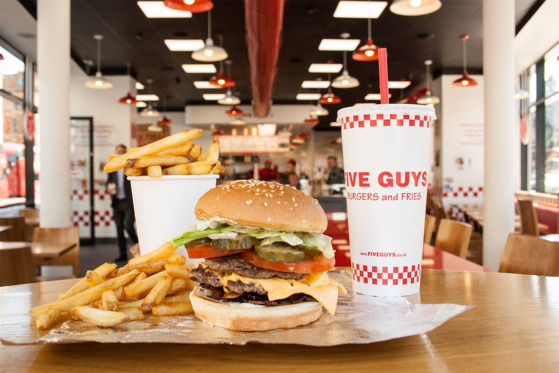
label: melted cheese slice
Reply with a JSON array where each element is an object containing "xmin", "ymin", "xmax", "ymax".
[{"xmin": 215, "ymin": 271, "xmax": 346, "ymax": 315}]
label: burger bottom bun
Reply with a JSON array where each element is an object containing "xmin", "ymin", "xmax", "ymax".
[{"xmin": 190, "ymin": 285, "xmax": 323, "ymax": 332}]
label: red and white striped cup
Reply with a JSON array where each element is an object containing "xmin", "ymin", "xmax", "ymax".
[{"xmin": 338, "ymin": 104, "xmax": 436, "ymax": 296}]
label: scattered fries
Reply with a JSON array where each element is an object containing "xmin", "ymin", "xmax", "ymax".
[
  {"xmin": 30, "ymin": 241, "xmax": 198, "ymax": 330},
  {"xmin": 104, "ymin": 129, "xmax": 225, "ymax": 178}
]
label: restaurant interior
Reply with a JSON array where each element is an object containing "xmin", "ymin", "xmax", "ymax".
[{"xmin": 0, "ymin": 0, "xmax": 559, "ymax": 370}]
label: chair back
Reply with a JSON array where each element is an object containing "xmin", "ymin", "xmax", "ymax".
[
  {"xmin": 0, "ymin": 216, "xmax": 28, "ymax": 242},
  {"xmin": 435, "ymin": 219, "xmax": 473, "ymax": 258},
  {"xmin": 499, "ymin": 233, "xmax": 559, "ymax": 276},
  {"xmin": 424, "ymin": 215, "xmax": 436, "ymax": 244},
  {"xmin": 19, "ymin": 208, "xmax": 39, "ymax": 220},
  {"xmin": 517, "ymin": 199, "xmax": 539, "ymax": 236},
  {"xmin": 32, "ymin": 227, "xmax": 80, "ymax": 277},
  {"xmin": 0, "ymin": 244, "xmax": 35, "ymax": 286}
]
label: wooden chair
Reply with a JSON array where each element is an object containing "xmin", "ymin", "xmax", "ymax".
[
  {"xmin": 19, "ymin": 208, "xmax": 39, "ymax": 240},
  {"xmin": 435, "ymin": 219, "xmax": 473, "ymax": 258},
  {"xmin": 0, "ymin": 216, "xmax": 28, "ymax": 242},
  {"xmin": 517, "ymin": 199, "xmax": 539, "ymax": 236},
  {"xmin": 499, "ymin": 233, "xmax": 559, "ymax": 276},
  {"xmin": 0, "ymin": 243, "xmax": 36, "ymax": 286},
  {"xmin": 424, "ymin": 215, "xmax": 436, "ymax": 244},
  {"xmin": 32, "ymin": 227, "xmax": 80, "ymax": 278}
]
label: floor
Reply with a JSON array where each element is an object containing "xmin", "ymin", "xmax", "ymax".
[{"xmin": 79, "ymin": 238, "xmax": 132, "ymax": 275}]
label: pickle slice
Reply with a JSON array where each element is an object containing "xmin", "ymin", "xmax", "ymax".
[
  {"xmin": 211, "ymin": 235, "xmax": 257, "ymax": 251},
  {"xmin": 183, "ymin": 237, "xmax": 211, "ymax": 249},
  {"xmin": 255, "ymin": 243, "xmax": 305, "ymax": 263}
]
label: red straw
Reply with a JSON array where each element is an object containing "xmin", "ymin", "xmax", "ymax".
[{"xmin": 378, "ymin": 48, "xmax": 389, "ymax": 104}]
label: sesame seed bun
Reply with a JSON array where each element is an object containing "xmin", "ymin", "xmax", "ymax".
[{"xmin": 195, "ymin": 180, "xmax": 327, "ymax": 233}]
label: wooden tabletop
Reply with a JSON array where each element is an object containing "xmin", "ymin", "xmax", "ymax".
[
  {"xmin": 29, "ymin": 242, "xmax": 76, "ymax": 259},
  {"xmin": 1, "ymin": 269, "xmax": 558, "ymax": 371},
  {"xmin": 0, "ymin": 241, "xmax": 31, "ymax": 250}
]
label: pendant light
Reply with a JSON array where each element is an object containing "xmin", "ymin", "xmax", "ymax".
[
  {"xmin": 140, "ymin": 79, "xmax": 160, "ymax": 117},
  {"xmin": 192, "ymin": 10, "xmax": 228, "ymax": 62},
  {"xmin": 310, "ymin": 103, "xmax": 329, "ymax": 116},
  {"xmin": 118, "ymin": 62, "xmax": 137, "ymax": 105},
  {"xmin": 230, "ymin": 116, "xmax": 246, "ymax": 125},
  {"xmin": 320, "ymin": 72, "xmax": 341, "ymax": 104},
  {"xmin": 164, "ymin": 0, "xmax": 213, "ymax": 13},
  {"xmin": 147, "ymin": 124, "xmax": 163, "ymax": 132},
  {"xmin": 332, "ymin": 36, "xmax": 360, "ymax": 89},
  {"xmin": 209, "ymin": 57, "xmax": 235, "ymax": 87},
  {"xmin": 352, "ymin": 2, "xmax": 379, "ymax": 61},
  {"xmin": 304, "ymin": 116, "xmax": 319, "ymax": 125},
  {"xmin": 417, "ymin": 60, "xmax": 440, "ymax": 105},
  {"xmin": 218, "ymin": 89, "xmax": 240, "ymax": 105},
  {"xmin": 226, "ymin": 105, "xmax": 243, "ymax": 116},
  {"xmin": 157, "ymin": 94, "xmax": 172, "ymax": 125},
  {"xmin": 85, "ymin": 35, "xmax": 113, "ymax": 89},
  {"xmin": 453, "ymin": 34, "xmax": 477, "ymax": 87},
  {"xmin": 390, "ymin": 0, "xmax": 442, "ymax": 16}
]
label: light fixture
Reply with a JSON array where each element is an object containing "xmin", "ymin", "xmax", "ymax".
[
  {"xmin": 296, "ymin": 132, "xmax": 309, "ymax": 140},
  {"xmin": 136, "ymin": 101, "xmax": 147, "ymax": 108},
  {"xmin": 147, "ymin": 124, "xmax": 163, "ymax": 132},
  {"xmin": 164, "ymin": 39, "xmax": 205, "ymax": 51},
  {"xmin": 417, "ymin": 60, "xmax": 440, "ymax": 105},
  {"xmin": 257, "ymin": 124, "xmax": 277, "ymax": 136},
  {"xmin": 302, "ymin": 80, "xmax": 331, "ymax": 89},
  {"xmin": 137, "ymin": 1, "xmax": 193, "ymax": 18},
  {"xmin": 119, "ymin": 62, "xmax": 138, "ymax": 105},
  {"xmin": 164, "ymin": 0, "xmax": 213, "ymax": 13},
  {"xmin": 140, "ymin": 79, "xmax": 160, "ymax": 117},
  {"xmin": 387, "ymin": 80, "xmax": 411, "ymax": 89},
  {"xmin": 136, "ymin": 81, "xmax": 145, "ymax": 90},
  {"xmin": 85, "ymin": 35, "xmax": 113, "ymax": 89},
  {"xmin": 182, "ymin": 64, "xmax": 217, "ymax": 73},
  {"xmin": 331, "ymin": 52, "xmax": 359, "ymax": 88},
  {"xmin": 304, "ymin": 116, "xmax": 319, "ymax": 125},
  {"xmin": 308, "ymin": 63, "xmax": 343, "ymax": 73},
  {"xmin": 364, "ymin": 93, "xmax": 391, "ymax": 100},
  {"xmin": 212, "ymin": 128, "xmax": 224, "ymax": 137},
  {"xmin": 296, "ymin": 93, "xmax": 322, "ymax": 100},
  {"xmin": 389, "ymin": 0, "xmax": 442, "ymax": 16},
  {"xmin": 191, "ymin": 10, "xmax": 228, "ymax": 62},
  {"xmin": 320, "ymin": 89, "xmax": 341, "ymax": 104},
  {"xmin": 226, "ymin": 105, "xmax": 243, "ymax": 116},
  {"xmin": 310, "ymin": 103, "xmax": 329, "ymax": 116},
  {"xmin": 217, "ymin": 89, "xmax": 241, "ymax": 105},
  {"xmin": 230, "ymin": 116, "xmax": 246, "ymax": 125},
  {"xmin": 453, "ymin": 35, "xmax": 477, "ymax": 87},
  {"xmin": 353, "ymin": 2, "xmax": 380, "ymax": 61},
  {"xmin": 157, "ymin": 94, "xmax": 172, "ymax": 125},
  {"xmin": 194, "ymin": 81, "xmax": 221, "ymax": 89},
  {"xmin": 209, "ymin": 57, "xmax": 235, "ymax": 87},
  {"xmin": 203, "ymin": 93, "xmax": 225, "ymax": 100},
  {"xmin": 136, "ymin": 94, "xmax": 159, "ymax": 101},
  {"xmin": 318, "ymin": 38, "xmax": 361, "ymax": 51},
  {"xmin": 334, "ymin": 1, "xmax": 387, "ymax": 18},
  {"xmin": 330, "ymin": 121, "xmax": 341, "ymax": 127}
]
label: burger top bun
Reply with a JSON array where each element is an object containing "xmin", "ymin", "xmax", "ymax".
[
  {"xmin": 190, "ymin": 286, "xmax": 323, "ymax": 331},
  {"xmin": 195, "ymin": 180, "xmax": 327, "ymax": 233}
]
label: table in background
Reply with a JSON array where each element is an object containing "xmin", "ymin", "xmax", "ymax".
[
  {"xmin": 1, "ymin": 269, "xmax": 558, "ymax": 371},
  {"xmin": 451, "ymin": 204, "xmax": 549, "ymax": 233}
]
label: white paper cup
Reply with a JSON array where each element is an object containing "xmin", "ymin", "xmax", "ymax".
[
  {"xmin": 337, "ymin": 104, "xmax": 436, "ymax": 296},
  {"xmin": 128, "ymin": 175, "xmax": 219, "ymax": 265}
]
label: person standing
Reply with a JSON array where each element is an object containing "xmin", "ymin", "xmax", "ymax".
[
  {"xmin": 324, "ymin": 155, "xmax": 345, "ymax": 194},
  {"xmin": 106, "ymin": 144, "xmax": 138, "ymax": 262}
]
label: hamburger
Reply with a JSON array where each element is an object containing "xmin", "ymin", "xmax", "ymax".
[{"xmin": 173, "ymin": 180, "xmax": 346, "ymax": 331}]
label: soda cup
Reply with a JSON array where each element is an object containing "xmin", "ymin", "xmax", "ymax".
[{"xmin": 337, "ymin": 104, "xmax": 436, "ymax": 296}]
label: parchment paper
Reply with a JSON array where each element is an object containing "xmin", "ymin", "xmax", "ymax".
[{"xmin": 4, "ymin": 271, "xmax": 471, "ymax": 346}]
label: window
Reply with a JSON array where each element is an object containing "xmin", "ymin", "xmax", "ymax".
[{"xmin": 0, "ymin": 44, "xmax": 25, "ymax": 100}]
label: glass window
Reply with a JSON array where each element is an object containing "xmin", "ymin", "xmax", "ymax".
[
  {"xmin": 0, "ymin": 45, "xmax": 25, "ymax": 100},
  {"xmin": 545, "ymin": 94, "xmax": 559, "ymax": 193},
  {"xmin": 0, "ymin": 96, "xmax": 25, "ymax": 202},
  {"xmin": 544, "ymin": 43, "xmax": 559, "ymax": 97}
]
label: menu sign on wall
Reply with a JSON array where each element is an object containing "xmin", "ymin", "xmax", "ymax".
[{"xmin": 218, "ymin": 135, "xmax": 290, "ymax": 154}]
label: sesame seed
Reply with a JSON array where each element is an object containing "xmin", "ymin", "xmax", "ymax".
[
  {"xmin": 255, "ymin": 193, "xmax": 260, "ymax": 196},
  {"xmin": 277, "ymin": 201, "xmax": 281, "ymax": 204},
  {"xmin": 294, "ymin": 203, "xmax": 298, "ymax": 207},
  {"xmin": 267, "ymin": 217, "xmax": 271, "ymax": 222},
  {"xmin": 292, "ymin": 197, "xmax": 295, "ymax": 202},
  {"xmin": 264, "ymin": 202, "xmax": 268, "ymax": 207},
  {"xmin": 302, "ymin": 220, "xmax": 306, "ymax": 223}
]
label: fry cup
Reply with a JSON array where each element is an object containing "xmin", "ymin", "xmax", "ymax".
[
  {"xmin": 338, "ymin": 104, "xmax": 436, "ymax": 296},
  {"xmin": 128, "ymin": 175, "xmax": 219, "ymax": 265}
]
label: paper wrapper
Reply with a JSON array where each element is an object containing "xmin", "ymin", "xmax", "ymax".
[{"xmin": 1, "ymin": 271, "xmax": 471, "ymax": 346}]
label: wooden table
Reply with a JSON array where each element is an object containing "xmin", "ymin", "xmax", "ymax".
[
  {"xmin": 29, "ymin": 242, "xmax": 76, "ymax": 259},
  {"xmin": 422, "ymin": 244, "xmax": 491, "ymax": 272},
  {"xmin": 451, "ymin": 204, "xmax": 549, "ymax": 233},
  {"xmin": 0, "ymin": 225, "xmax": 12, "ymax": 233},
  {"xmin": 1, "ymin": 269, "xmax": 558, "ymax": 371}
]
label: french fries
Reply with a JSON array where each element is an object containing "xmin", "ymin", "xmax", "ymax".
[
  {"xmin": 30, "ymin": 240, "xmax": 197, "ymax": 330},
  {"xmin": 102, "ymin": 129, "xmax": 225, "ymax": 178}
]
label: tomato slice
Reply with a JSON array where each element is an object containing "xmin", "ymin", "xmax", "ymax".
[
  {"xmin": 186, "ymin": 244, "xmax": 248, "ymax": 259},
  {"xmin": 240, "ymin": 250, "xmax": 335, "ymax": 274}
]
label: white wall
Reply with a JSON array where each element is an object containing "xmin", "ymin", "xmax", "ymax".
[{"xmin": 439, "ymin": 74, "xmax": 485, "ymax": 206}]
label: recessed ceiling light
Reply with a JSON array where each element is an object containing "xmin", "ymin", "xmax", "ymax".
[
  {"xmin": 136, "ymin": 101, "xmax": 147, "ymax": 108},
  {"xmin": 318, "ymin": 38, "xmax": 360, "ymax": 51},
  {"xmin": 137, "ymin": 1, "xmax": 192, "ymax": 18},
  {"xmin": 387, "ymin": 80, "xmax": 411, "ymax": 89},
  {"xmin": 164, "ymin": 39, "xmax": 205, "ymax": 52},
  {"xmin": 193, "ymin": 81, "xmax": 221, "ymax": 89},
  {"xmin": 334, "ymin": 1, "xmax": 388, "ymax": 19},
  {"xmin": 203, "ymin": 93, "xmax": 226, "ymax": 101},
  {"xmin": 182, "ymin": 64, "xmax": 217, "ymax": 73},
  {"xmin": 330, "ymin": 121, "xmax": 341, "ymax": 127},
  {"xmin": 364, "ymin": 93, "xmax": 392, "ymax": 100},
  {"xmin": 302, "ymin": 80, "xmax": 331, "ymax": 89},
  {"xmin": 136, "ymin": 94, "xmax": 159, "ymax": 101},
  {"xmin": 309, "ymin": 63, "xmax": 343, "ymax": 73},
  {"xmin": 136, "ymin": 82, "xmax": 145, "ymax": 90},
  {"xmin": 296, "ymin": 93, "xmax": 322, "ymax": 100}
]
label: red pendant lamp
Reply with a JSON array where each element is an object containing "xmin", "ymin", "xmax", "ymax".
[
  {"xmin": 226, "ymin": 105, "xmax": 243, "ymax": 116},
  {"xmin": 157, "ymin": 94, "xmax": 172, "ymax": 125},
  {"xmin": 118, "ymin": 62, "xmax": 138, "ymax": 105},
  {"xmin": 319, "ymin": 88, "xmax": 341, "ymax": 104},
  {"xmin": 453, "ymin": 35, "xmax": 478, "ymax": 87},
  {"xmin": 304, "ymin": 116, "xmax": 319, "ymax": 125},
  {"xmin": 209, "ymin": 52, "xmax": 235, "ymax": 87},
  {"xmin": 0, "ymin": 53, "xmax": 4, "ymax": 60},
  {"xmin": 352, "ymin": 8, "xmax": 379, "ymax": 61},
  {"xmin": 164, "ymin": 0, "xmax": 213, "ymax": 13}
]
